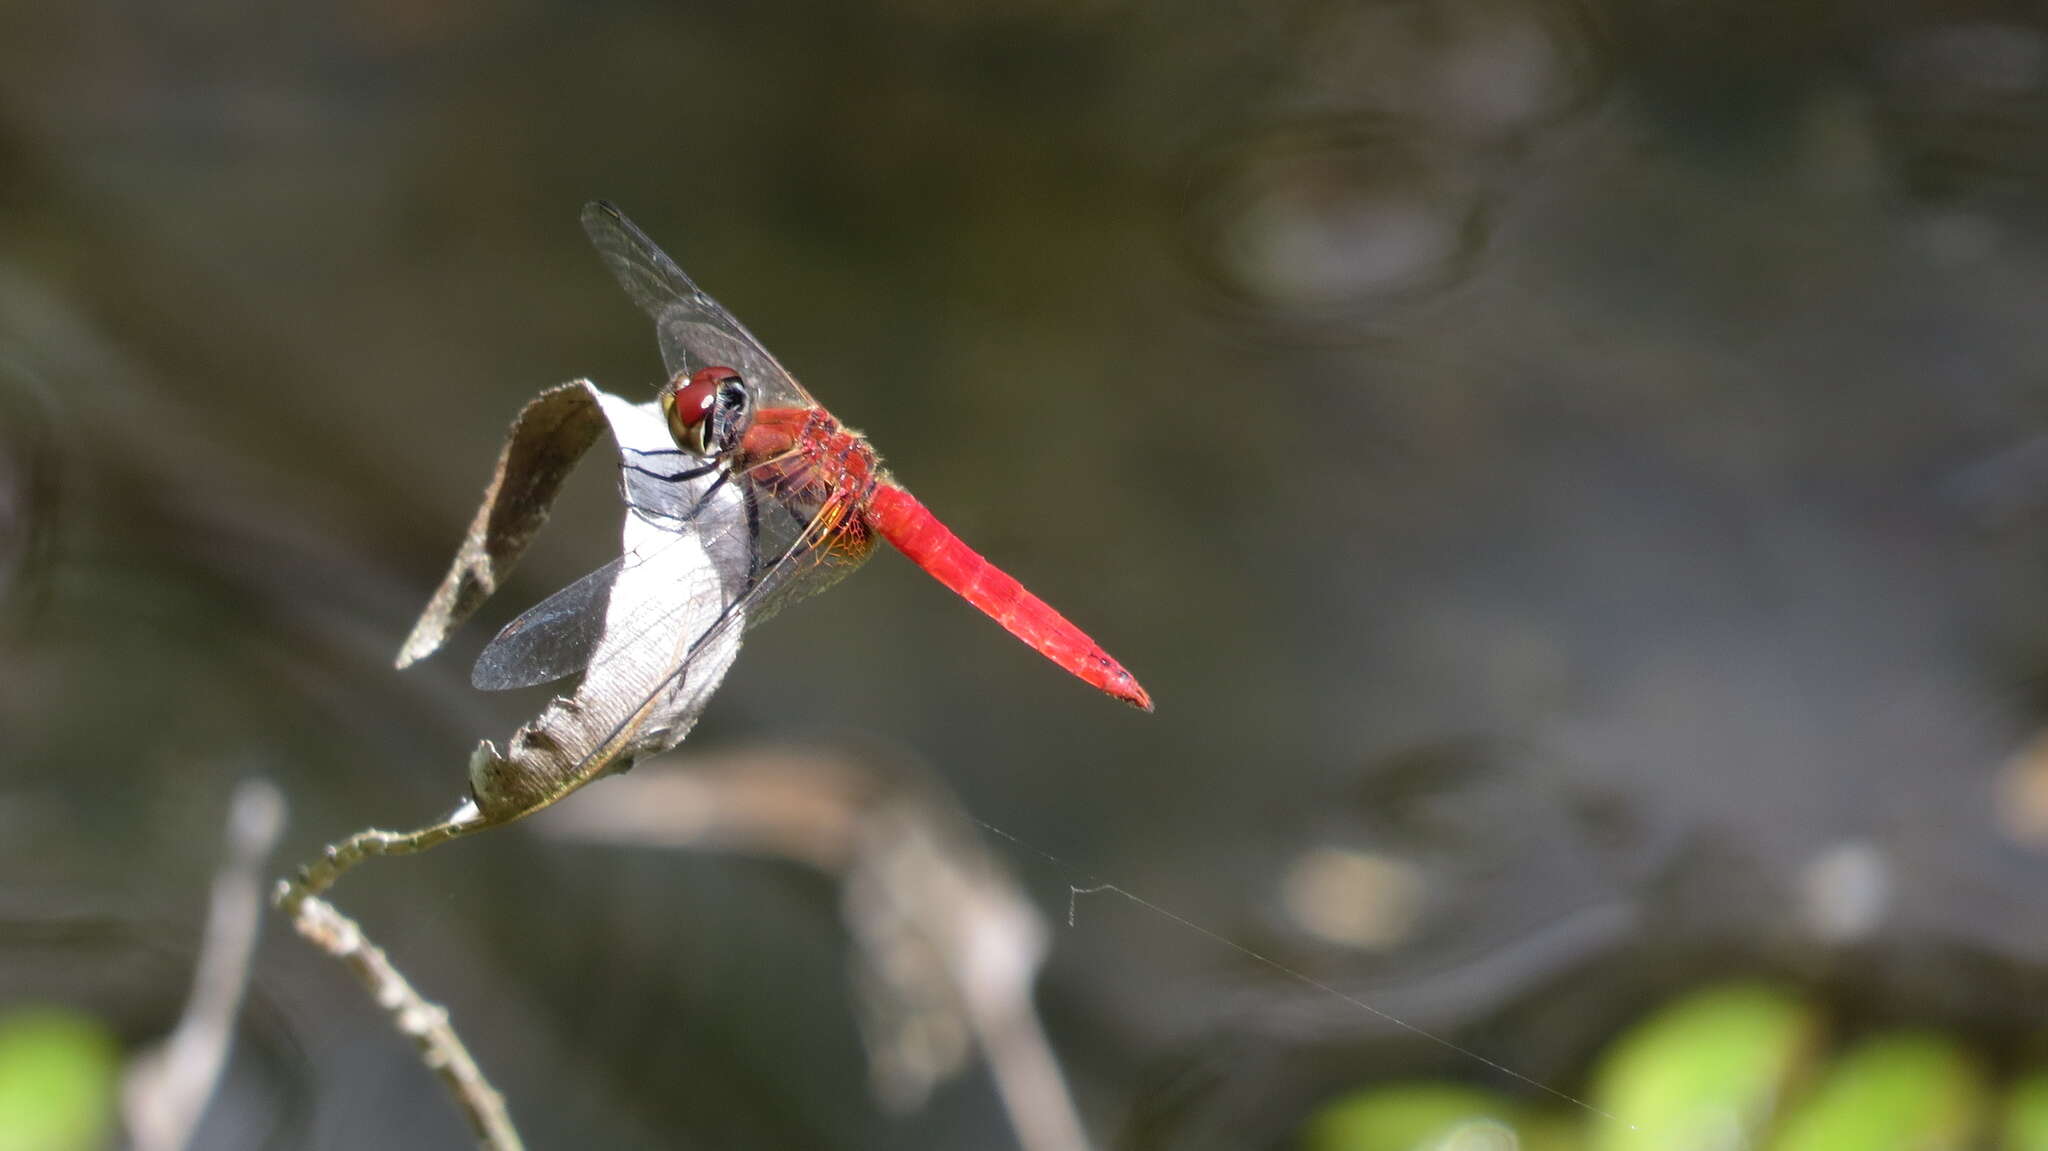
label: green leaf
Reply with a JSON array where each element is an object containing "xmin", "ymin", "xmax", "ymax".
[
  {"xmin": 0, "ymin": 1006, "xmax": 121, "ymax": 1151},
  {"xmin": 2004, "ymin": 1069, "xmax": 2048, "ymax": 1151},
  {"xmin": 1301, "ymin": 1081, "xmax": 1547, "ymax": 1151},
  {"xmin": 1770, "ymin": 1031, "xmax": 1986, "ymax": 1151},
  {"xmin": 1590, "ymin": 982, "xmax": 1817, "ymax": 1151}
]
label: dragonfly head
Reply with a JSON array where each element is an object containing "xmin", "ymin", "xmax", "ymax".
[{"xmin": 661, "ymin": 366, "xmax": 754, "ymax": 457}]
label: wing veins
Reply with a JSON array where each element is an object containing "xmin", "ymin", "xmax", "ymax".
[{"xmin": 473, "ymin": 445, "xmax": 818, "ymax": 689}]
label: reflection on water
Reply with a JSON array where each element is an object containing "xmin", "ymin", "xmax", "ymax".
[
  {"xmin": 0, "ymin": 366, "xmax": 56, "ymax": 618},
  {"xmin": 1289, "ymin": 0, "xmax": 1609, "ymax": 139},
  {"xmin": 5, "ymin": 0, "xmax": 2048, "ymax": 1147},
  {"xmin": 1878, "ymin": 19, "xmax": 2048, "ymax": 218},
  {"xmin": 1180, "ymin": 115, "xmax": 1489, "ymax": 318},
  {"xmin": 1170, "ymin": 0, "xmax": 1608, "ymax": 327}
]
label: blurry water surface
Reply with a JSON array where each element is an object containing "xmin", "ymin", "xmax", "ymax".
[{"xmin": 4, "ymin": 2, "xmax": 2048, "ymax": 1147}]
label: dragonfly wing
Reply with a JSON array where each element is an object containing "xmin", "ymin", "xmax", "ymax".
[
  {"xmin": 580, "ymin": 201, "xmax": 817, "ymax": 411},
  {"xmin": 471, "ymin": 556, "xmax": 623, "ymax": 690},
  {"xmin": 562, "ymin": 478, "xmax": 756, "ymax": 751},
  {"xmin": 565, "ymin": 479, "xmax": 879, "ymax": 759},
  {"xmin": 472, "ymin": 393, "xmax": 759, "ymax": 799},
  {"xmin": 468, "ymin": 387, "xmax": 761, "ymax": 693},
  {"xmin": 494, "ymin": 454, "xmax": 864, "ymax": 779}
]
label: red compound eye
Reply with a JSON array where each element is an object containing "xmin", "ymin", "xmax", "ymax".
[
  {"xmin": 663, "ymin": 366, "xmax": 745, "ymax": 454},
  {"xmin": 669, "ymin": 367, "xmax": 738, "ymax": 427}
]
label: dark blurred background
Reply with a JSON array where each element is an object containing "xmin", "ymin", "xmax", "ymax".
[{"xmin": 5, "ymin": 0, "xmax": 2048, "ymax": 1147}]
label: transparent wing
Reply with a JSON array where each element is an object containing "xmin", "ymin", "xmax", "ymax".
[
  {"xmin": 587, "ymin": 446, "xmax": 878, "ymax": 675},
  {"xmin": 491, "ymin": 467, "xmax": 876, "ymax": 790},
  {"xmin": 581, "ymin": 200, "xmax": 818, "ymax": 412},
  {"xmin": 571, "ymin": 480, "xmax": 876, "ymax": 762},
  {"xmin": 471, "ymin": 425, "xmax": 875, "ymax": 704},
  {"xmin": 471, "ymin": 555, "xmax": 623, "ymax": 690},
  {"xmin": 470, "ymin": 419, "xmax": 755, "ymax": 692}
]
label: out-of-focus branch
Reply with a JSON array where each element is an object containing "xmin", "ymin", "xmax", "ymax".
[
  {"xmin": 274, "ymin": 886, "xmax": 524, "ymax": 1151},
  {"xmin": 537, "ymin": 745, "xmax": 1094, "ymax": 1151},
  {"xmin": 843, "ymin": 801, "xmax": 1092, "ymax": 1151},
  {"xmin": 122, "ymin": 778, "xmax": 287, "ymax": 1151},
  {"xmin": 972, "ymin": 993, "xmax": 1095, "ymax": 1151}
]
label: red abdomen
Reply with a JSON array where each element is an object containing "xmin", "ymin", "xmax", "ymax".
[{"xmin": 865, "ymin": 482, "xmax": 1151, "ymax": 710}]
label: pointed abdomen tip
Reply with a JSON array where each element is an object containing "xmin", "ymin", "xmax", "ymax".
[{"xmin": 1112, "ymin": 671, "xmax": 1154, "ymax": 712}]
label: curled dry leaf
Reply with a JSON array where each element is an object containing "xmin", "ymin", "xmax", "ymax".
[{"xmin": 398, "ymin": 380, "xmax": 749, "ymax": 822}]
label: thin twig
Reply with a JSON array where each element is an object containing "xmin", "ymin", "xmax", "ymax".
[
  {"xmin": 275, "ymin": 795, "xmax": 514, "ymax": 1148},
  {"xmin": 274, "ymin": 886, "xmax": 524, "ymax": 1151},
  {"xmin": 123, "ymin": 778, "xmax": 287, "ymax": 1151},
  {"xmin": 288, "ymin": 798, "xmax": 491, "ymax": 900}
]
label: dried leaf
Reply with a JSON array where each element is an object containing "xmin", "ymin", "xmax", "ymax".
[
  {"xmin": 401, "ymin": 382, "xmax": 750, "ymax": 822},
  {"xmin": 396, "ymin": 383, "xmax": 608, "ymax": 668}
]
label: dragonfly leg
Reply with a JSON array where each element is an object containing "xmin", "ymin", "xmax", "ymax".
[
  {"xmin": 743, "ymin": 485, "xmax": 764, "ymax": 583},
  {"xmin": 629, "ymin": 467, "xmax": 735, "ymax": 529},
  {"xmin": 622, "ymin": 459, "xmax": 720, "ymax": 483}
]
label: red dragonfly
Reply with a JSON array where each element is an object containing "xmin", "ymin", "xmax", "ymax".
[{"xmin": 470, "ymin": 202, "xmax": 1151, "ymax": 714}]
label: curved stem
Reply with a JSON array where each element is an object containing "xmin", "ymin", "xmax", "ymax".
[
  {"xmin": 273, "ymin": 798, "xmax": 517, "ymax": 1150},
  {"xmin": 286, "ymin": 799, "xmax": 490, "ymax": 900}
]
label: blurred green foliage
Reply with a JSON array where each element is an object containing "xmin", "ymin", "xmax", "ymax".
[
  {"xmin": 0, "ymin": 1006, "xmax": 119, "ymax": 1151},
  {"xmin": 1591, "ymin": 982, "xmax": 1815, "ymax": 1151},
  {"xmin": 2004, "ymin": 1070, "xmax": 2048, "ymax": 1151},
  {"xmin": 1772, "ymin": 1033, "xmax": 1986, "ymax": 1151},
  {"xmin": 1300, "ymin": 1081, "xmax": 1565, "ymax": 1151},
  {"xmin": 1305, "ymin": 983, "xmax": 2048, "ymax": 1151}
]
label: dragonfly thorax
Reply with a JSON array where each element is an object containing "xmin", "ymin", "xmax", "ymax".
[{"xmin": 738, "ymin": 409, "xmax": 886, "ymax": 525}]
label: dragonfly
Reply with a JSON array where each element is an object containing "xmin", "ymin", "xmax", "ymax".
[{"xmin": 468, "ymin": 201, "xmax": 1153, "ymax": 726}]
